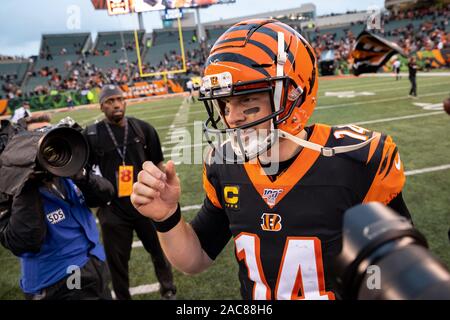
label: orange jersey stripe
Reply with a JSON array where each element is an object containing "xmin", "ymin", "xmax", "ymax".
[
  {"xmin": 202, "ymin": 164, "xmax": 223, "ymax": 209},
  {"xmin": 363, "ymin": 135, "xmax": 405, "ymax": 204}
]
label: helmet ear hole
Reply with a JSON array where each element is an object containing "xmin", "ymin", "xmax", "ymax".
[
  {"xmin": 277, "ymin": 87, "xmax": 307, "ymax": 133},
  {"xmin": 288, "ymin": 85, "xmax": 304, "ymax": 102}
]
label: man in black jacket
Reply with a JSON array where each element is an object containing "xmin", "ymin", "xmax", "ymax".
[{"xmin": 83, "ymin": 85, "xmax": 176, "ymax": 300}]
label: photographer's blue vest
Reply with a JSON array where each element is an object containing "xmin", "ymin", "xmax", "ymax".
[{"xmin": 19, "ymin": 178, "xmax": 105, "ymax": 294}]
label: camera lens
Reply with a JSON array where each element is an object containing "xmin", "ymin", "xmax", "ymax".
[
  {"xmin": 334, "ymin": 203, "xmax": 450, "ymax": 300},
  {"xmin": 41, "ymin": 138, "xmax": 71, "ymax": 167},
  {"xmin": 37, "ymin": 126, "xmax": 88, "ymax": 177}
]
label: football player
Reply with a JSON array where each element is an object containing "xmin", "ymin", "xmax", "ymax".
[{"xmin": 130, "ymin": 19, "xmax": 411, "ymax": 300}]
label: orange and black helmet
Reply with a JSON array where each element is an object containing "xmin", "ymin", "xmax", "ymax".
[{"xmin": 199, "ymin": 19, "xmax": 318, "ymax": 137}]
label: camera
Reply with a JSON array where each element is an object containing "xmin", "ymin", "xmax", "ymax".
[
  {"xmin": 333, "ymin": 202, "xmax": 450, "ymax": 300},
  {"xmin": 34, "ymin": 117, "xmax": 89, "ymax": 177},
  {"xmin": 0, "ymin": 117, "xmax": 89, "ymax": 195}
]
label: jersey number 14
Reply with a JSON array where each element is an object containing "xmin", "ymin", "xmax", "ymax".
[{"xmin": 235, "ymin": 233, "xmax": 335, "ymax": 300}]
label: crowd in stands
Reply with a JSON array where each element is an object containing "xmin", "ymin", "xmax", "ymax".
[
  {"xmin": 135, "ymin": 46, "xmax": 206, "ymax": 82},
  {"xmin": 86, "ymin": 40, "xmax": 136, "ymax": 58},
  {"xmin": 40, "ymin": 42, "xmax": 85, "ymax": 61},
  {"xmin": 68, "ymin": 59, "xmax": 131, "ymax": 89},
  {"xmin": 383, "ymin": 6, "xmax": 449, "ymax": 55},
  {"xmin": 1, "ymin": 81, "xmax": 22, "ymax": 100},
  {"xmin": 1, "ymin": 67, "xmax": 27, "ymax": 99},
  {"xmin": 309, "ymin": 4, "xmax": 449, "ymax": 74},
  {"xmin": 26, "ymin": 59, "xmax": 132, "ymax": 96}
]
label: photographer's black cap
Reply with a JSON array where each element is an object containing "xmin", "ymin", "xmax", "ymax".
[{"xmin": 99, "ymin": 84, "xmax": 124, "ymax": 105}]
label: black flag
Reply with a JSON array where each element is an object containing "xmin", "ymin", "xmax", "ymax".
[{"xmin": 351, "ymin": 30, "xmax": 406, "ymax": 76}]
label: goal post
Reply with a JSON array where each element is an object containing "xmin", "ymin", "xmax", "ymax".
[{"xmin": 134, "ymin": 16, "xmax": 187, "ymax": 78}]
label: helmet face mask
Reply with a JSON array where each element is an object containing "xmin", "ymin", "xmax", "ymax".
[
  {"xmin": 201, "ymin": 77, "xmax": 291, "ymax": 163},
  {"xmin": 199, "ymin": 19, "xmax": 318, "ymax": 162},
  {"xmin": 203, "ymin": 118, "xmax": 279, "ymax": 163},
  {"xmin": 202, "ymin": 76, "xmax": 292, "ymax": 129}
]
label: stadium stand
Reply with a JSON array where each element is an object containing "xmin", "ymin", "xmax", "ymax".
[
  {"xmin": 21, "ymin": 33, "xmax": 91, "ymax": 95},
  {"xmin": 0, "ymin": 60, "xmax": 30, "ymax": 99},
  {"xmin": 86, "ymin": 30, "xmax": 145, "ymax": 69},
  {"xmin": 142, "ymin": 28, "xmax": 200, "ymax": 70}
]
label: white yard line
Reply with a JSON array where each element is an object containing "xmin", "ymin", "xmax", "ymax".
[
  {"xmin": 111, "ymin": 283, "xmax": 160, "ymax": 299},
  {"xmin": 161, "ymin": 99, "xmax": 191, "ymax": 155},
  {"xmin": 360, "ymin": 72, "xmax": 450, "ymax": 77},
  {"xmin": 318, "ymin": 73, "xmax": 448, "ymax": 91},
  {"xmin": 129, "ymin": 103, "xmax": 202, "ymax": 118},
  {"xmin": 405, "ymin": 164, "xmax": 450, "ymax": 176},
  {"xmin": 79, "ymin": 113, "xmax": 104, "ymax": 126},
  {"xmin": 319, "ymin": 80, "xmax": 450, "ymax": 98},
  {"xmin": 316, "ymin": 90, "xmax": 449, "ymax": 111},
  {"xmin": 338, "ymin": 111, "xmax": 444, "ymax": 126}
]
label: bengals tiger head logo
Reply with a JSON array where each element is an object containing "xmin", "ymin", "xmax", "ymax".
[
  {"xmin": 210, "ymin": 76, "xmax": 219, "ymax": 87},
  {"xmin": 261, "ymin": 213, "xmax": 282, "ymax": 232}
]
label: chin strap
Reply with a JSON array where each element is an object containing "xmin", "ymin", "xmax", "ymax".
[{"xmin": 279, "ymin": 130, "xmax": 376, "ymax": 157}]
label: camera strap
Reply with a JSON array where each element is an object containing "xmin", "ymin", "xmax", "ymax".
[
  {"xmin": 104, "ymin": 118, "xmax": 129, "ymax": 165},
  {"xmin": 50, "ymin": 182, "xmax": 66, "ymax": 201}
]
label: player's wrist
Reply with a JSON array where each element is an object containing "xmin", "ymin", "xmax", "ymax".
[{"xmin": 152, "ymin": 203, "xmax": 181, "ymax": 233}]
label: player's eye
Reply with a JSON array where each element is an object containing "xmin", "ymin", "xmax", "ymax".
[{"xmin": 241, "ymin": 97, "xmax": 255, "ymax": 104}]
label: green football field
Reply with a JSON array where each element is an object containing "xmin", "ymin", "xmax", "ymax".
[{"xmin": 1, "ymin": 74, "xmax": 450, "ymax": 299}]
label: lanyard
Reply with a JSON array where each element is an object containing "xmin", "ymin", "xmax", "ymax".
[{"xmin": 104, "ymin": 118, "xmax": 128, "ymax": 165}]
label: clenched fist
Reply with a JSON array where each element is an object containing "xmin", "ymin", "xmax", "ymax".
[{"xmin": 131, "ymin": 160, "xmax": 181, "ymax": 221}]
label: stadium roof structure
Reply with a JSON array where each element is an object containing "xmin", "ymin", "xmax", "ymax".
[
  {"xmin": 40, "ymin": 32, "xmax": 92, "ymax": 55},
  {"xmin": 314, "ymin": 11, "xmax": 368, "ymax": 28},
  {"xmin": 385, "ymin": 0, "xmax": 419, "ymax": 9},
  {"xmin": 202, "ymin": 3, "xmax": 317, "ymax": 27},
  {"xmin": 200, "ymin": 3, "xmax": 368, "ymax": 30}
]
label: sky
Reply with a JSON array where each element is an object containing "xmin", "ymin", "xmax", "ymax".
[{"xmin": 0, "ymin": 0, "xmax": 384, "ymax": 57}]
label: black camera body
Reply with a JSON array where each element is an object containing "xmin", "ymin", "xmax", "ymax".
[
  {"xmin": 0, "ymin": 117, "xmax": 89, "ymax": 195},
  {"xmin": 334, "ymin": 202, "xmax": 450, "ymax": 300}
]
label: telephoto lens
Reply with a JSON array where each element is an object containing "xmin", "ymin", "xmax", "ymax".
[{"xmin": 36, "ymin": 126, "xmax": 89, "ymax": 177}]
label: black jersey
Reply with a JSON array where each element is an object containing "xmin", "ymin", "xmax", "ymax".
[{"xmin": 191, "ymin": 123, "xmax": 405, "ymax": 300}]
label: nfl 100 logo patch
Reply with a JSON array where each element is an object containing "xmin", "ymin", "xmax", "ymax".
[{"xmin": 262, "ymin": 188, "xmax": 283, "ymax": 207}]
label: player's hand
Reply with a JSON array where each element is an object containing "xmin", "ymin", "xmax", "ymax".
[{"xmin": 131, "ymin": 160, "xmax": 181, "ymax": 221}]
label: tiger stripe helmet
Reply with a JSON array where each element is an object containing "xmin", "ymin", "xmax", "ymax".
[{"xmin": 200, "ymin": 19, "xmax": 318, "ymax": 136}]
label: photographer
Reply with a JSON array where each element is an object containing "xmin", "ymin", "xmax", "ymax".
[{"xmin": 0, "ymin": 118, "xmax": 115, "ymax": 300}]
